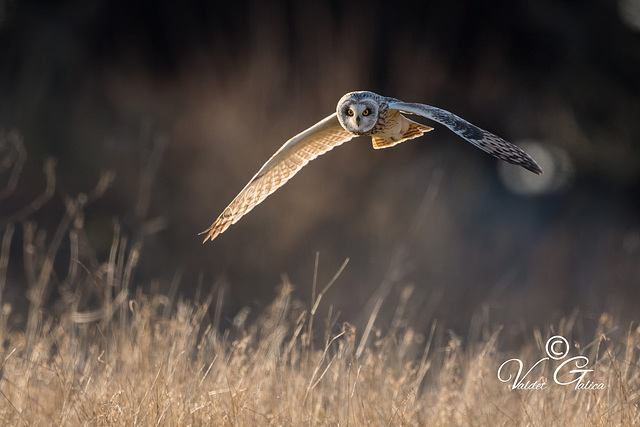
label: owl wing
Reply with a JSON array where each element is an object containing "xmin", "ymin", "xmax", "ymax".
[
  {"xmin": 201, "ymin": 113, "xmax": 355, "ymax": 242},
  {"xmin": 387, "ymin": 101, "xmax": 543, "ymax": 174}
]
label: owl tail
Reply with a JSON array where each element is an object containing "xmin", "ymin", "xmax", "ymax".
[{"xmin": 371, "ymin": 117, "xmax": 433, "ymax": 149}]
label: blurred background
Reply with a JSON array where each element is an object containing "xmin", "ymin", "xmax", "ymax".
[{"xmin": 1, "ymin": 0, "xmax": 639, "ymax": 336}]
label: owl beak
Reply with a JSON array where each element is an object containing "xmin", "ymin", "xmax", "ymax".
[{"xmin": 356, "ymin": 116, "xmax": 361, "ymax": 126}]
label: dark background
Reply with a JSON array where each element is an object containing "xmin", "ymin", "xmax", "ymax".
[{"xmin": 1, "ymin": 0, "xmax": 639, "ymax": 336}]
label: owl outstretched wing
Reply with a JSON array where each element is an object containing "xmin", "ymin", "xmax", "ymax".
[
  {"xmin": 388, "ymin": 101, "xmax": 543, "ymax": 174},
  {"xmin": 201, "ymin": 113, "xmax": 355, "ymax": 242}
]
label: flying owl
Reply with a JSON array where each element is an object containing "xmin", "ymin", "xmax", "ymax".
[{"xmin": 201, "ymin": 91, "xmax": 542, "ymax": 242}]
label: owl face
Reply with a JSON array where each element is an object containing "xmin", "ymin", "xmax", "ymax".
[{"xmin": 336, "ymin": 93, "xmax": 379, "ymax": 135}]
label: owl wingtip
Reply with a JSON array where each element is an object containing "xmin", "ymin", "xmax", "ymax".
[
  {"xmin": 198, "ymin": 227, "xmax": 216, "ymax": 243},
  {"xmin": 531, "ymin": 162, "xmax": 544, "ymax": 175},
  {"xmin": 528, "ymin": 166, "xmax": 543, "ymax": 175}
]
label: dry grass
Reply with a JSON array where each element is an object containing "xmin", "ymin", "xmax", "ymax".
[
  {"xmin": 1, "ymin": 133, "xmax": 639, "ymax": 426},
  {"xmin": 0, "ymin": 241, "xmax": 639, "ymax": 426}
]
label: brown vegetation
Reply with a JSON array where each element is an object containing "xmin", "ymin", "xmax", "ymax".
[{"xmin": 0, "ymin": 135, "xmax": 638, "ymax": 426}]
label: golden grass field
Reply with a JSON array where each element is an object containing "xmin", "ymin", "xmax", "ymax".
[
  {"xmin": 1, "ymin": 136, "xmax": 639, "ymax": 426},
  {"xmin": 0, "ymin": 238, "xmax": 638, "ymax": 426}
]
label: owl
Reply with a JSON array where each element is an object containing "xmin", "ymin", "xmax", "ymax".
[{"xmin": 201, "ymin": 91, "xmax": 542, "ymax": 242}]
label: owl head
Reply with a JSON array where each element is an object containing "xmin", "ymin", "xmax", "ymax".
[{"xmin": 336, "ymin": 91, "xmax": 379, "ymax": 135}]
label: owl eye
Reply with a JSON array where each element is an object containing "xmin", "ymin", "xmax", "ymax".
[
  {"xmin": 363, "ymin": 109, "xmax": 370, "ymax": 116},
  {"xmin": 346, "ymin": 109, "xmax": 354, "ymax": 116}
]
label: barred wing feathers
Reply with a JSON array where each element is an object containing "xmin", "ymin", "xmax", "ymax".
[
  {"xmin": 201, "ymin": 113, "xmax": 354, "ymax": 242},
  {"xmin": 388, "ymin": 101, "xmax": 543, "ymax": 174}
]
